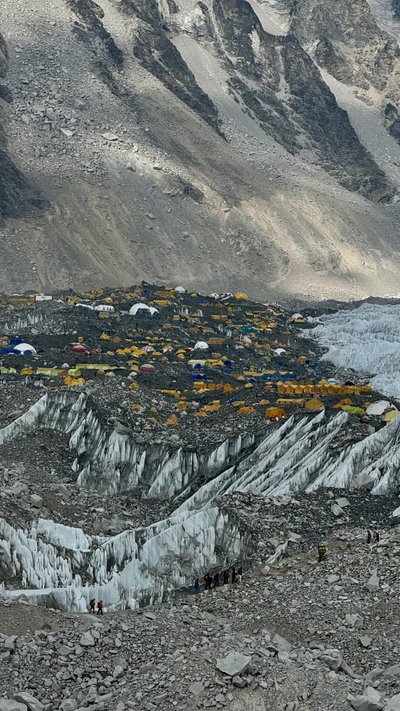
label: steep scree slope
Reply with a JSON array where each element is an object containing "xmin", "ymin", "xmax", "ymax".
[{"xmin": 0, "ymin": 32, "xmax": 46, "ymax": 219}]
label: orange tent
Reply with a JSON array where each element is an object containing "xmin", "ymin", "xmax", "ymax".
[
  {"xmin": 265, "ymin": 407, "xmax": 286, "ymax": 419},
  {"xmin": 304, "ymin": 397, "xmax": 324, "ymax": 411},
  {"xmin": 332, "ymin": 398, "xmax": 353, "ymax": 409}
]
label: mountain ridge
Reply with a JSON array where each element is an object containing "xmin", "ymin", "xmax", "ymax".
[{"xmin": 1, "ymin": 0, "xmax": 400, "ymax": 300}]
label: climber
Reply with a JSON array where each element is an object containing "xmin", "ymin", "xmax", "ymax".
[
  {"xmin": 375, "ymin": 531, "xmax": 380, "ymax": 543},
  {"xmin": 367, "ymin": 530, "xmax": 372, "ymax": 544},
  {"xmin": 204, "ymin": 572, "xmax": 211, "ymax": 591},
  {"xmin": 231, "ymin": 566, "xmax": 236, "ymax": 584},
  {"xmin": 223, "ymin": 569, "xmax": 229, "ymax": 585},
  {"xmin": 318, "ymin": 542, "xmax": 327, "ymax": 562},
  {"xmin": 89, "ymin": 598, "xmax": 96, "ymax": 614},
  {"xmin": 194, "ymin": 577, "xmax": 201, "ymax": 594},
  {"xmin": 213, "ymin": 572, "xmax": 220, "ymax": 588},
  {"xmin": 237, "ymin": 565, "xmax": 243, "ymax": 583},
  {"xmin": 97, "ymin": 599, "xmax": 104, "ymax": 615}
]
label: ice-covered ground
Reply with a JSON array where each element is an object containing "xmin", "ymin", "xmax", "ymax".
[{"xmin": 309, "ymin": 303, "xmax": 400, "ymax": 398}]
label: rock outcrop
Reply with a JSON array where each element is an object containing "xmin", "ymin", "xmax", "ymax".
[{"xmin": 106, "ymin": 0, "xmax": 392, "ymax": 201}]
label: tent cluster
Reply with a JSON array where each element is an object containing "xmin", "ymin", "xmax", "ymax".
[{"xmin": 0, "ymin": 284, "xmax": 393, "ymax": 438}]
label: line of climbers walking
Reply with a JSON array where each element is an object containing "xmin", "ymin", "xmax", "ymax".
[
  {"xmin": 89, "ymin": 598, "xmax": 103, "ymax": 615},
  {"xmin": 194, "ymin": 565, "xmax": 243, "ymax": 593}
]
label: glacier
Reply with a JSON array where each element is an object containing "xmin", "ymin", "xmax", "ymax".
[
  {"xmin": 3, "ymin": 384, "xmax": 400, "ymax": 610},
  {"xmin": 0, "ymin": 508, "xmax": 246, "ymax": 612},
  {"xmin": 308, "ymin": 302, "xmax": 400, "ymax": 398}
]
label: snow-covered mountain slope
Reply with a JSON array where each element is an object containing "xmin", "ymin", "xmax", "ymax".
[
  {"xmin": 309, "ymin": 302, "xmax": 400, "ymax": 397},
  {"xmin": 2, "ymin": 0, "xmax": 400, "ymax": 299}
]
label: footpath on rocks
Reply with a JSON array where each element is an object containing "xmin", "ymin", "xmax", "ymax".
[{"xmin": 1, "ymin": 489, "xmax": 400, "ymax": 711}]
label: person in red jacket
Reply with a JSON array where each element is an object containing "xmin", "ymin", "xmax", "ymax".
[{"xmin": 97, "ymin": 599, "xmax": 103, "ymax": 615}]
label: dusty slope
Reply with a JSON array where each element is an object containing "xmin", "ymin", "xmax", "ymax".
[
  {"xmin": 0, "ymin": 31, "xmax": 46, "ymax": 219},
  {"xmin": 1, "ymin": 0, "xmax": 400, "ymax": 299}
]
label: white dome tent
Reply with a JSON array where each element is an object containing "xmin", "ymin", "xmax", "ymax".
[
  {"xmin": 194, "ymin": 341, "xmax": 209, "ymax": 350},
  {"xmin": 129, "ymin": 303, "xmax": 159, "ymax": 317},
  {"xmin": 175, "ymin": 286, "xmax": 186, "ymax": 293},
  {"xmin": 13, "ymin": 343, "xmax": 37, "ymax": 355},
  {"xmin": 366, "ymin": 401, "xmax": 395, "ymax": 416},
  {"xmin": 94, "ymin": 304, "xmax": 115, "ymax": 313}
]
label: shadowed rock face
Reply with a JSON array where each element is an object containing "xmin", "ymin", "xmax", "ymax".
[
  {"xmin": 0, "ymin": 31, "xmax": 48, "ymax": 219},
  {"xmin": 291, "ymin": 0, "xmax": 400, "ymax": 92},
  {"xmin": 394, "ymin": 0, "xmax": 400, "ymax": 18},
  {"xmin": 65, "ymin": 0, "xmax": 393, "ymax": 201},
  {"xmin": 2, "ymin": 1, "xmax": 400, "ymax": 298},
  {"xmin": 209, "ymin": 0, "xmax": 391, "ymax": 201}
]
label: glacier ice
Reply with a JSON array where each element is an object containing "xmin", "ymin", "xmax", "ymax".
[
  {"xmin": 308, "ymin": 303, "xmax": 400, "ymax": 397},
  {"xmin": 0, "ymin": 508, "xmax": 246, "ymax": 612},
  {"xmin": 3, "ymin": 383, "xmax": 400, "ymax": 611}
]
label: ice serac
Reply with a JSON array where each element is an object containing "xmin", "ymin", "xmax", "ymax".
[
  {"xmin": 308, "ymin": 303, "xmax": 400, "ymax": 397},
  {"xmin": 4, "ymin": 389, "xmax": 400, "ymax": 610},
  {"xmin": 4, "ymin": 391, "xmax": 400, "ymax": 506},
  {"xmin": 0, "ymin": 507, "xmax": 248, "ymax": 611},
  {"xmin": 0, "ymin": 391, "xmax": 255, "ymax": 497}
]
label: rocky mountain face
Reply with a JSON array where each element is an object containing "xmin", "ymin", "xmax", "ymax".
[
  {"xmin": 0, "ymin": 32, "xmax": 46, "ymax": 219},
  {"xmin": 288, "ymin": 0, "xmax": 400, "ymax": 141},
  {"xmin": 1, "ymin": 0, "xmax": 400, "ymax": 298},
  {"xmin": 72, "ymin": 0, "xmax": 391, "ymax": 200}
]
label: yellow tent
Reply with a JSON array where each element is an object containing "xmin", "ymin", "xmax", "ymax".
[
  {"xmin": 382, "ymin": 410, "xmax": 399, "ymax": 423},
  {"xmin": 277, "ymin": 398, "xmax": 305, "ymax": 406},
  {"xmin": 237, "ymin": 406, "xmax": 256, "ymax": 414},
  {"xmin": 166, "ymin": 414, "xmax": 179, "ymax": 426},
  {"xmin": 341, "ymin": 406, "xmax": 366, "ymax": 415},
  {"xmin": 304, "ymin": 398, "xmax": 324, "ymax": 411}
]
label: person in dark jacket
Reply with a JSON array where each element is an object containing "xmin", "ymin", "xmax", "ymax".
[
  {"xmin": 231, "ymin": 566, "xmax": 236, "ymax": 584},
  {"xmin": 204, "ymin": 573, "xmax": 211, "ymax": 591},
  {"xmin": 194, "ymin": 577, "xmax": 201, "ymax": 593},
  {"xmin": 375, "ymin": 531, "xmax": 380, "ymax": 543},
  {"xmin": 223, "ymin": 569, "xmax": 229, "ymax": 585},
  {"xmin": 367, "ymin": 530, "xmax": 372, "ymax": 544},
  {"xmin": 213, "ymin": 572, "xmax": 220, "ymax": 588},
  {"xmin": 89, "ymin": 598, "xmax": 96, "ymax": 614},
  {"xmin": 237, "ymin": 565, "xmax": 243, "ymax": 583}
]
